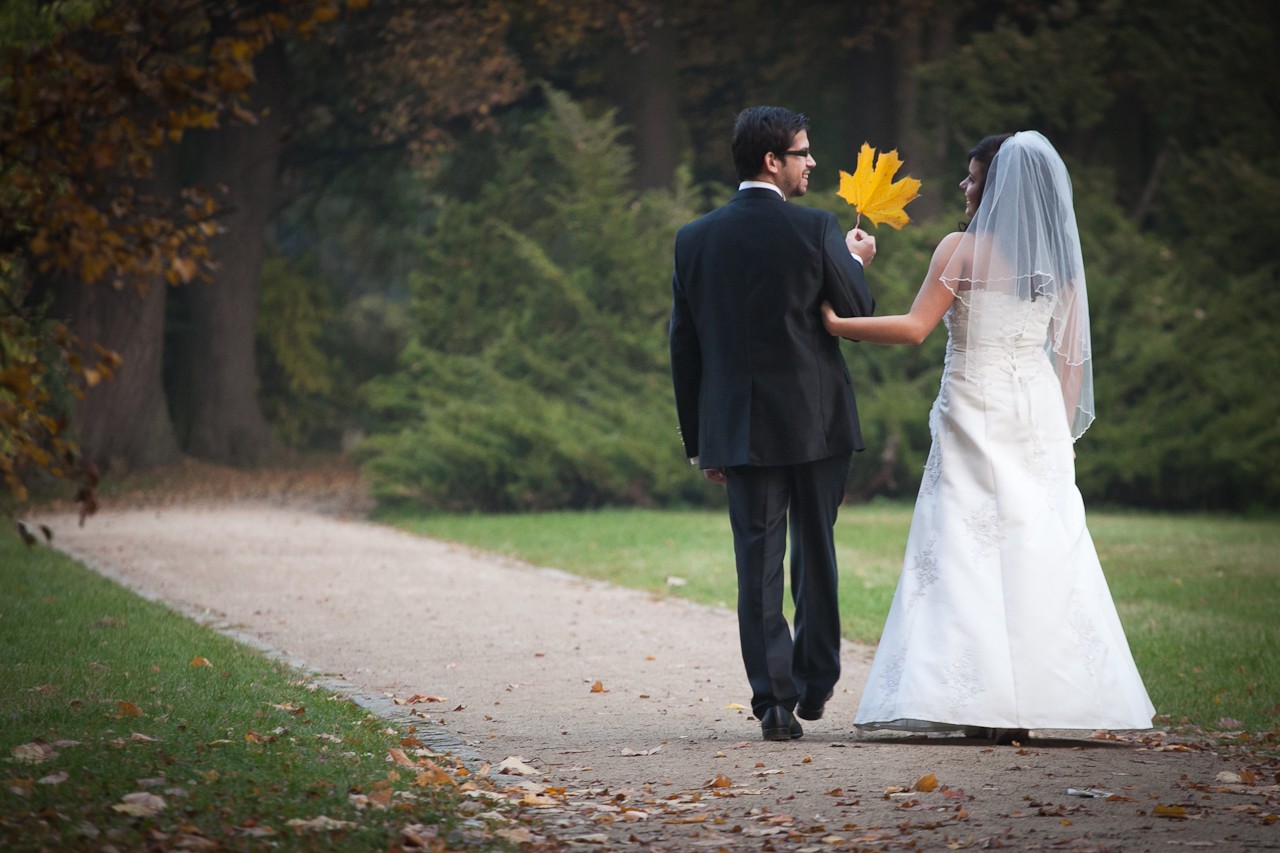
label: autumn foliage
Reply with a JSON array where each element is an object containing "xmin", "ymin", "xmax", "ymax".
[{"xmin": 0, "ymin": 0, "xmax": 361, "ymax": 504}]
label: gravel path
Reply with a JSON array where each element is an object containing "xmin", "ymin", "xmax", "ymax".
[{"xmin": 33, "ymin": 502, "xmax": 1279, "ymax": 851}]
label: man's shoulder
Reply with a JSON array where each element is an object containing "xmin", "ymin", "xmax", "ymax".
[
  {"xmin": 784, "ymin": 202, "xmax": 838, "ymax": 226},
  {"xmin": 676, "ymin": 203, "xmax": 733, "ymax": 240}
]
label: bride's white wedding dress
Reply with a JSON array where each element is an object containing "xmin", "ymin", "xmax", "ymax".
[{"xmin": 854, "ymin": 291, "xmax": 1155, "ymax": 733}]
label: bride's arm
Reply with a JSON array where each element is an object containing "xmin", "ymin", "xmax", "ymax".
[{"xmin": 822, "ymin": 232, "xmax": 963, "ymax": 346}]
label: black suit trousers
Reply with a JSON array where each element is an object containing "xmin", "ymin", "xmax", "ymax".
[{"xmin": 725, "ymin": 453, "xmax": 850, "ymax": 718}]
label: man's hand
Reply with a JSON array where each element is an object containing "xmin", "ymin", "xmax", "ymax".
[
  {"xmin": 703, "ymin": 467, "xmax": 727, "ymax": 484},
  {"xmin": 847, "ymin": 228, "xmax": 876, "ymax": 266}
]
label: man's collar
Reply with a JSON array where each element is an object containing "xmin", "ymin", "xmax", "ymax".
[{"xmin": 738, "ymin": 180, "xmax": 785, "ymax": 199}]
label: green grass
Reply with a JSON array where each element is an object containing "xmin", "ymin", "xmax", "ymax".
[
  {"xmin": 382, "ymin": 501, "xmax": 1280, "ymax": 733},
  {"xmin": 0, "ymin": 531, "xmax": 516, "ymax": 852}
]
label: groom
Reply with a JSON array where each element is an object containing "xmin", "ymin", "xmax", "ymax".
[{"xmin": 669, "ymin": 106, "xmax": 876, "ymax": 741}]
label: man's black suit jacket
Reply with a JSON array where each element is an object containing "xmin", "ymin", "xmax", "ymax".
[{"xmin": 670, "ymin": 187, "xmax": 875, "ymax": 469}]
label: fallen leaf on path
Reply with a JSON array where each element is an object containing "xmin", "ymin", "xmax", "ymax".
[
  {"xmin": 496, "ymin": 827, "xmax": 542, "ymax": 843},
  {"xmin": 1153, "ymin": 804, "xmax": 1189, "ymax": 819},
  {"xmin": 401, "ymin": 824, "xmax": 438, "ymax": 846},
  {"xmin": 112, "ymin": 792, "xmax": 166, "ymax": 817},
  {"xmin": 520, "ymin": 792, "xmax": 561, "ymax": 806},
  {"xmin": 287, "ymin": 815, "xmax": 355, "ymax": 832},
  {"xmin": 590, "ymin": 680, "xmax": 608, "ymax": 693},
  {"xmin": 387, "ymin": 747, "xmax": 417, "ymax": 767},
  {"xmin": 708, "ymin": 774, "xmax": 732, "ymax": 789},
  {"xmin": 415, "ymin": 761, "xmax": 454, "ymax": 787},
  {"xmin": 621, "ymin": 746, "xmax": 662, "ymax": 756},
  {"xmin": 11, "ymin": 742, "xmax": 55, "ymax": 764},
  {"xmin": 496, "ymin": 756, "xmax": 539, "ymax": 776},
  {"xmin": 914, "ymin": 773, "xmax": 939, "ymax": 792}
]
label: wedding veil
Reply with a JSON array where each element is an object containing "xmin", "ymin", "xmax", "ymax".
[{"xmin": 939, "ymin": 131, "xmax": 1094, "ymax": 440}]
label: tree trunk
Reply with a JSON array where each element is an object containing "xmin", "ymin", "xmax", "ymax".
[
  {"xmin": 59, "ymin": 273, "xmax": 183, "ymax": 475},
  {"xmin": 50, "ymin": 140, "xmax": 185, "ymax": 476},
  {"xmin": 172, "ymin": 39, "xmax": 287, "ymax": 466},
  {"xmin": 606, "ymin": 13, "xmax": 683, "ymax": 190},
  {"xmin": 844, "ymin": 39, "xmax": 897, "ymax": 153}
]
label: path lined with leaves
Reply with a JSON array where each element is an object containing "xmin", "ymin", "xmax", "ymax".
[{"xmin": 37, "ymin": 503, "xmax": 1279, "ymax": 850}]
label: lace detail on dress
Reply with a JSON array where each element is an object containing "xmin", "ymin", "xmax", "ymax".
[
  {"xmin": 1067, "ymin": 598, "xmax": 1104, "ymax": 678},
  {"xmin": 966, "ymin": 500, "xmax": 1006, "ymax": 561},
  {"xmin": 1023, "ymin": 442, "xmax": 1062, "ymax": 509},
  {"xmin": 879, "ymin": 648, "xmax": 907, "ymax": 698},
  {"xmin": 964, "ymin": 348, "xmax": 1006, "ymax": 390},
  {"xmin": 1023, "ymin": 443, "xmax": 1058, "ymax": 484},
  {"xmin": 908, "ymin": 537, "xmax": 939, "ymax": 606},
  {"xmin": 921, "ymin": 369, "xmax": 948, "ymax": 497},
  {"xmin": 920, "ymin": 440, "xmax": 942, "ymax": 497},
  {"xmin": 943, "ymin": 650, "xmax": 985, "ymax": 716}
]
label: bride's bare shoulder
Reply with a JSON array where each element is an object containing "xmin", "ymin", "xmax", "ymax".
[
  {"xmin": 928, "ymin": 230, "xmax": 969, "ymax": 268},
  {"xmin": 934, "ymin": 230, "xmax": 967, "ymax": 256}
]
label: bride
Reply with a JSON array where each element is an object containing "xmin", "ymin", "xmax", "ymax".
[{"xmin": 822, "ymin": 131, "xmax": 1155, "ymax": 740}]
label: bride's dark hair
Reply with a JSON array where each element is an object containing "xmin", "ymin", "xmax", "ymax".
[{"xmin": 960, "ymin": 133, "xmax": 1013, "ymax": 231}]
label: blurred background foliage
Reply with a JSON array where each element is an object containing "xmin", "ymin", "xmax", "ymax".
[
  {"xmin": 250, "ymin": 0, "xmax": 1280, "ymax": 513},
  {"xmin": 4, "ymin": 0, "xmax": 1276, "ymax": 513}
]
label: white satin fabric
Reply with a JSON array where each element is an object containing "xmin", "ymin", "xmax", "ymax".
[{"xmin": 854, "ymin": 292, "xmax": 1155, "ymax": 733}]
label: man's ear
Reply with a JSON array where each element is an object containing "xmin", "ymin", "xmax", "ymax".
[{"xmin": 762, "ymin": 152, "xmax": 782, "ymax": 176}]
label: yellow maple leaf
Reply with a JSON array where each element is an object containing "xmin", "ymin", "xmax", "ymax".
[
  {"xmin": 837, "ymin": 143, "xmax": 921, "ymax": 229},
  {"xmin": 913, "ymin": 772, "xmax": 940, "ymax": 792}
]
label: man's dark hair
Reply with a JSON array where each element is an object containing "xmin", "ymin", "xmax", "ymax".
[{"xmin": 731, "ymin": 106, "xmax": 809, "ymax": 182}]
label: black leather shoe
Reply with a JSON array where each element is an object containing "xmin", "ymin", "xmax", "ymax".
[
  {"xmin": 760, "ymin": 706, "xmax": 803, "ymax": 741},
  {"xmin": 796, "ymin": 690, "xmax": 833, "ymax": 722}
]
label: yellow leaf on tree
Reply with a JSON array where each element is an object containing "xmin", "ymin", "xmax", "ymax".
[{"xmin": 837, "ymin": 143, "xmax": 921, "ymax": 230}]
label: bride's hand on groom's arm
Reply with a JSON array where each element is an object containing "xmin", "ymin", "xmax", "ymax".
[{"xmin": 821, "ymin": 301, "xmax": 856, "ymax": 340}]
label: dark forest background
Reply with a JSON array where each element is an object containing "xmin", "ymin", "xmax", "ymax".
[{"xmin": 3, "ymin": 0, "xmax": 1277, "ymax": 512}]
